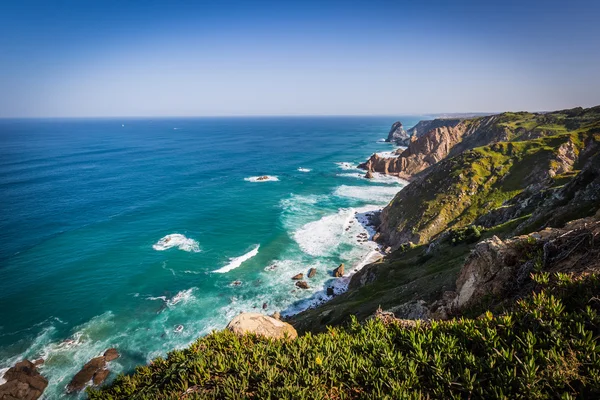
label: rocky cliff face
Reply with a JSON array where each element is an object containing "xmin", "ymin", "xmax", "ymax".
[
  {"xmin": 406, "ymin": 118, "xmax": 462, "ymax": 138},
  {"xmin": 360, "ymin": 115, "xmax": 513, "ymax": 179},
  {"xmin": 385, "ymin": 121, "xmax": 410, "ymax": 145}
]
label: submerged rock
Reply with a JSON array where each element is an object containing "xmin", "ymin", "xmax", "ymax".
[
  {"xmin": 0, "ymin": 360, "xmax": 48, "ymax": 400},
  {"xmin": 333, "ymin": 263, "xmax": 344, "ymax": 277},
  {"xmin": 226, "ymin": 313, "xmax": 297, "ymax": 339}
]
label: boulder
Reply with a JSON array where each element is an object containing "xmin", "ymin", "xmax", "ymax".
[
  {"xmin": 67, "ymin": 348, "xmax": 120, "ymax": 393},
  {"xmin": 103, "ymin": 348, "xmax": 120, "ymax": 362},
  {"xmin": 307, "ymin": 268, "xmax": 317, "ymax": 278},
  {"xmin": 291, "ymin": 273, "xmax": 303, "ymax": 280},
  {"xmin": 365, "ymin": 170, "xmax": 374, "ymax": 179},
  {"xmin": 326, "ymin": 287, "xmax": 335, "ymax": 296},
  {"xmin": 333, "ymin": 263, "xmax": 344, "ymax": 277},
  {"xmin": 0, "ymin": 360, "xmax": 48, "ymax": 400},
  {"xmin": 67, "ymin": 357, "xmax": 106, "ymax": 393},
  {"xmin": 295, "ymin": 281, "xmax": 309, "ymax": 289},
  {"xmin": 226, "ymin": 313, "xmax": 297, "ymax": 339},
  {"xmin": 262, "ymin": 302, "xmax": 268, "ymax": 310}
]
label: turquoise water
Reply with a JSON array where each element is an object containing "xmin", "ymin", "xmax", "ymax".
[{"xmin": 0, "ymin": 116, "xmax": 422, "ymax": 397}]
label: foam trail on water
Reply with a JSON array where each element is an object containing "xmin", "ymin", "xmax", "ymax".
[
  {"xmin": 335, "ymin": 162, "xmax": 358, "ymax": 170},
  {"xmin": 297, "ymin": 167, "xmax": 311, "ymax": 172},
  {"xmin": 167, "ymin": 288, "xmax": 195, "ymax": 307},
  {"xmin": 334, "ymin": 185, "xmax": 403, "ymax": 204},
  {"xmin": 213, "ymin": 245, "xmax": 260, "ymax": 273},
  {"xmin": 153, "ymin": 234, "xmax": 200, "ymax": 252},
  {"xmin": 244, "ymin": 176, "xmax": 279, "ymax": 182}
]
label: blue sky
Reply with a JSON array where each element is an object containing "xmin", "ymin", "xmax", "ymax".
[{"xmin": 1, "ymin": 0, "xmax": 599, "ymax": 117}]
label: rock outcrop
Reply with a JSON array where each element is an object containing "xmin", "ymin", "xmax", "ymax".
[
  {"xmin": 226, "ymin": 313, "xmax": 297, "ymax": 339},
  {"xmin": 307, "ymin": 268, "xmax": 317, "ymax": 278},
  {"xmin": 333, "ymin": 264, "xmax": 344, "ymax": 277},
  {"xmin": 0, "ymin": 360, "xmax": 48, "ymax": 400},
  {"xmin": 291, "ymin": 273, "xmax": 303, "ymax": 280},
  {"xmin": 452, "ymin": 213, "xmax": 600, "ymax": 312},
  {"xmin": 406, "ymin": 118, "xmax": 462, "ymax": 139},
  {"xmin": 385, "ymin": 121, "xmax": 410, "ymax": 145},
  {"xmin": 67, "ymin": 348, "xmax": 120, "ymax": 393},
  {"xmin": 295, "ymin": 281, "xmax": 309, "ymax": 289}
]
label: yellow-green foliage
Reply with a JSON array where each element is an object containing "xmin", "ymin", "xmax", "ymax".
[{"xmin": 90, "ymin": 273, "xmax": 600, "ymax": 399}]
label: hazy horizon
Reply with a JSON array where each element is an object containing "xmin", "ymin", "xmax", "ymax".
[{"xmin": 2, "ymin": 0, "xmax": 599, "ymax": 118}]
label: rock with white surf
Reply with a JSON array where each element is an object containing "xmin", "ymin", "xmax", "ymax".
[
  {"xmin": 0, "ymin": 360, "xmax": 48, "ymax": 400},
  {"xmin": 66, "ymin": 348, "xmax": 120, "ymax": 393},
  {"xmin": 226, "ymin": 313, "xmax": 297, "ymax": 340}
]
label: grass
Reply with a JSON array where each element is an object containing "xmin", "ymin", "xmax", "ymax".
[{"xmin": 90, "ymin": 273, "xmax": 600, "ymax": 399}]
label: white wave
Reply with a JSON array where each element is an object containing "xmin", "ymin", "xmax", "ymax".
[
  {"xmin": 153, "ymin": 234, "xmax": 200, "ymax": 252},
  {"xmin": 167, "ymin": 288, "xmax": 195, "ymax": 306},
  {"xmin": 244, "ymin": 175, "xmax": 279, "ymax": 182},
  {"xmin": 293, "ymin": 205, "xmax": 379, "ymax": 257},
  {"xmin": 0, "ymin": 367, "xmax": 9, "ymax": 385},
  {"xmin": 376, "ymin": 138, "xmax": 387, "ymax": 143},
  {"xmin": 376, "ymin": 151, "xmax": 398, "ymax": 159},
  {"xmin": 337, "ymin": 172, "xmax": 407, "ymax": 185},
  {"xmin": 146, "ymin": 295, "xmax": 167, "ymax": 302},
  {"xmin": 297, "ymin": 167, "xmax": 311, "ymax": 173},
  {"xmin": 213, "ymin": 245, "xmax": 260, "ymax": 273},
  {"xmin": 334, "ymin": 185, "xmax": 402, "ymax": 204},
  {"xmin": 335, "ymin": 162, "xmax": 358, "ymax": 170},
  {"xmin": 294, "ymin": 209, "xmax": 354, "ymax": 256}
]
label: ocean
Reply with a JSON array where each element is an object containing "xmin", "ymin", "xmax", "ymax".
[{"xmin": 0, "ymin": 116, "xmax": 423, "ymax": 397}]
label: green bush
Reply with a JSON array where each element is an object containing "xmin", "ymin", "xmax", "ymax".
[
  {"xmin": 90, "ymin": 273, "xmax": 600, "ymax": 399},
  {"xmin": 448, "ymin": 225, "xmax": 483, "ymax": 245}
]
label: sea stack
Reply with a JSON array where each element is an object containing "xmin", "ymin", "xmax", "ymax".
[{"xmin": 385, "ymin": 121, "xmax": 410, "ymax": 146}]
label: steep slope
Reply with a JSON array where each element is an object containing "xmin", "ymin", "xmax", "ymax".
[{"xmin": 377, "ymin": 131, "xmax": 599, "ymax": 248}]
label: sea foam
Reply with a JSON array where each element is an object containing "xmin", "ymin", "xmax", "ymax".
[
  {"xmin": 297, "ymin": 167, "xmax": 311, "ymax": 172},
  {"xmin": 244, "ymin": 175, "xmax": 279, "ymax": 182},
  {"xmin": 153, "ymin": 234, "xmax": 200, "ymax": 252},
  {"xmin": 334, "ymin": 184, "xmax": 402, "ymax": 204},
  {"xmin": 335, "ymin": 162, "xmax": 358, "ymax": 170},
  {"xmin": 213, "ymin": 245, "xmax": 260, "ymax": 273}
]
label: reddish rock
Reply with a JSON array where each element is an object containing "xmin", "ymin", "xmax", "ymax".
[
  {"xmin": 291, "ymin": 273, "xmax": 303, "ymax": 280},
  {"xmin": 333, "ymin": 263, "xmax": 344, "ymax": 277},
  {"xmin": 0, "ymin": 360, "xmax": 48, "ymax": 400},
  {"xmin": 307, "ymin": 268, "xmax": 317, "ymax": 278},
  {"xmin": 295, "ymin": 281, "xmax": 309, "ymax": 289}
]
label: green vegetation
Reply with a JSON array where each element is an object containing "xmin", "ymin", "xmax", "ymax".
[
  {"xmin": 90, "ymin": 273, "xmax": 600, "ymax": 399},
  {"xmin": 447, "ymin": 225, "xmax": 483, "ymax": 245},
  {"xmin": 384, "ymin": 130, "xmax": 599, "ymax": 245}
]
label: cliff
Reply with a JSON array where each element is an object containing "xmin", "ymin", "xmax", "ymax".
[{"xmin": 359, "ymin": 107, "xmax": 600, "ymax": 179}]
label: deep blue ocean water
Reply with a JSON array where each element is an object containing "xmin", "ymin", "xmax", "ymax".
[{"xmin": 0, "ymin": 116, "xmax": 423, "ymax": 397}]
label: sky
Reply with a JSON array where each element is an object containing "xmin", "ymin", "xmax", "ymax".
[{"xmin": 0, "ymin": 0, "xmax": 599, "ymax": 117}]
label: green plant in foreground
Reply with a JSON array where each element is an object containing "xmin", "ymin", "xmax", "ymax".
[{"xmin": 90, "ymin": 273, "xmax": 600, "ymax": 399}]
